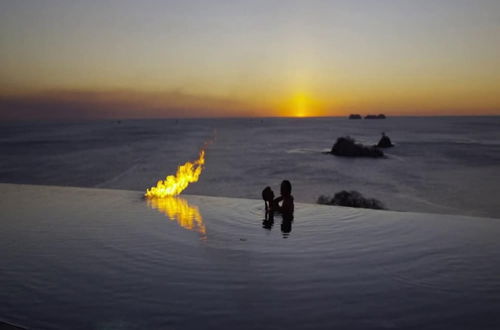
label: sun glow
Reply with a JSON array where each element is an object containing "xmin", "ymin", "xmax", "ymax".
[
  {"xmin": 293, "ymin": 93, "xmax": 310, "ymax": 117},
  {"xmin": 281, "ymin": 92, "xmax": 326, "ymax": 117}
]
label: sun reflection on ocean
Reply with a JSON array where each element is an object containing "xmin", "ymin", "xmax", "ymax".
[{"xmin": 147, "ymin": 197, "xmax": 206, "ymax": 238}]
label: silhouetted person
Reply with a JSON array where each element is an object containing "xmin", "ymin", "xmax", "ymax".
[
  {"xmin": 262, "ymin": 186, "xmax": 276, "ymax": 230},
  {"xmin": 261, "ymin": 181, "xmax": 295, "ymax": 235},
  {"xmin": 262, "ymin": 186, "xmax": 275, "ymax": 213},
  {"xmin": 262, "ymin": 211, "xmax": 274, "ymax": 230},
  {"xmin": 273, "ymin": 180, "xmax": 294, "ymax": 215}
]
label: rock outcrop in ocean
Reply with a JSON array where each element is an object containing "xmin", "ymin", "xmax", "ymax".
[
  {"xmin": 376, "ymin": 132, "xmax": 394, "ymax": 148},
  {"xmin": 317, "ymin": 190, "xmax": 386, "ymax": 210},
  {"xmin": 330, "ymin": 136, "xmax": 384, "ymax": 158}
]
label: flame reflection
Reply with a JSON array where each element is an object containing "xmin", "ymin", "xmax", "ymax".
[{"xmin": 147, "ymin": 197, "xmax": 206, "ymax": 238}]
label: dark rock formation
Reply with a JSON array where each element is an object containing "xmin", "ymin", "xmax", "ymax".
[
  {"xmin": 330, "ymin": 136, "xmax": 384, "ymax": 158},
  {"xmin": 317, "ymin": 190, "xmax": 385, "ymax": 210},
  {"xmin": 376, "ymin": 132, "xmax": 394, "ymax": 148},
  {"xmin": 349, "ymin": 114, "xmax": 362, "ymax": 119},
  {"xmin": 365, "ymin": 114, "xmax": 386, "ymax": 119}
]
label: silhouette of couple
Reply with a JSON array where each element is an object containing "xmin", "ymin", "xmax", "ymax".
[{"xmin": 261, "ymin": 180, "xmax": 294, "ymax": 236}]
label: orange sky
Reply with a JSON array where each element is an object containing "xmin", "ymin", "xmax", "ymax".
[{"xmin": 1, "ymin": 1, "xmax": 499, "ymax": 119}]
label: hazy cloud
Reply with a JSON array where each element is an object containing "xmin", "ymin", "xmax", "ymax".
[{"xmin": 0, "ymin": 89, "xmax": 260, "ymax": 120}]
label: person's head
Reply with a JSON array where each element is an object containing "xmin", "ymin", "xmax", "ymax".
[
  {"xmin": 280, "ymin": 180, "xmax": 292, "ymax": 197},
  {"xmin": 262, "ymin": 186, "xmax": 274, "ymax": 202}
]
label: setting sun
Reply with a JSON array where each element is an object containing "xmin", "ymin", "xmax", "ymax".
[
  {"xmin": 280, "ymin": 92, "xmax": 326, "ymax": 117},
  {"xmin": 292, "ymin": 93, "xmax": 310, "ymax": 117}
]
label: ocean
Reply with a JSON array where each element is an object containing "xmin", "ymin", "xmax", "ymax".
[{"xmin": 1, "ymin": 116, "xmax": 499, "ymax": 218}]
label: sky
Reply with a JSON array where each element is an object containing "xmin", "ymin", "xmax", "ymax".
[{"xmin": 1, "ymin": 0, "xmax": 499, "ymax": 119}]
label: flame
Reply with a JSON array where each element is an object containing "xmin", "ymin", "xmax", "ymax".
[
  {"xmin": 145, "ymin": 149, "xmax": 205, "ymax": 198},
  {"xmin": 147, "ymin": 197, "xmax": 206, "ymax": 237}
]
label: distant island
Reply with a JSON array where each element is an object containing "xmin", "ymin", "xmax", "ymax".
[
  {"xmin": 348, "ymin": 114, "xmax": 386, "ymax": 119},
  {"xmin": 365, "ymin": 114, "xmax": 386, "ymax": 119}
]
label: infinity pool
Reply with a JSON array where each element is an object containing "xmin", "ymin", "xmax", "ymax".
[{"xmin": 1, "ymin": 183, "xmax": 499, "ymax": 329}]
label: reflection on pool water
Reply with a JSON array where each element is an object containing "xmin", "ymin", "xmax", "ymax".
[
  {"xmin": 147, "ymin": 196, "xmax": 206, "ymax": 238},
  {"xmin": 1, "ymin": 183, "xmax": 500, "ymax": 330},
  {"xmin": 262, "ymin": 211, "xmax": 294, "ymax": 239}
]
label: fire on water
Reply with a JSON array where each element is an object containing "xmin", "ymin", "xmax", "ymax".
[{"xmin": 145, "ymin": 149, "xmax": 206, "ymax": 198}]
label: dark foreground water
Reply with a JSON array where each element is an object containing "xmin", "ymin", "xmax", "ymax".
[
  {"xmin": 1, "ymin": 116, "xmax": 500, "ymax": 218},
  {"xmin": 1, "ymin": 183, "xmax": 500, "ymax": 330}
]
